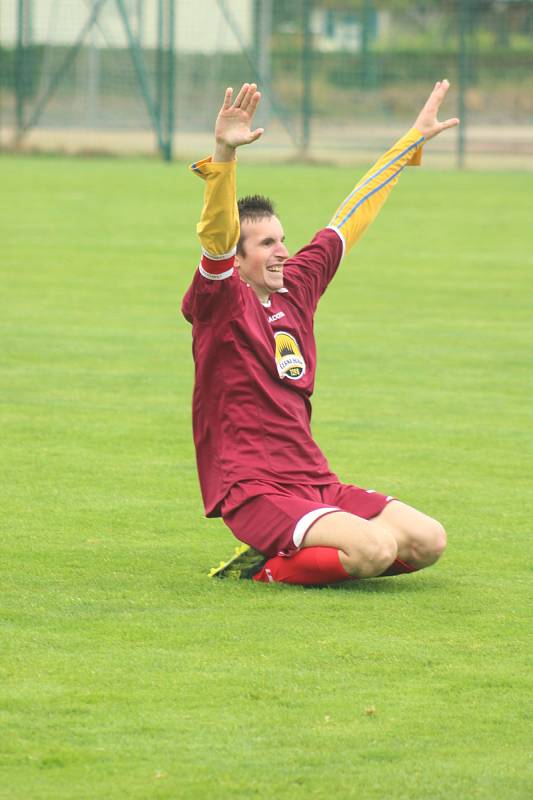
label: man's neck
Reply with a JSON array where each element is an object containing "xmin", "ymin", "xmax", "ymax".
[{"xmin": 238, "ymin": 274, "xmax": 270, "ymax": 305}]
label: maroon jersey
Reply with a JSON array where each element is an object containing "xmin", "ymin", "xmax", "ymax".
[{"xmin": 182, "ymin": 227, "xmax": 344, "ymax": 517}]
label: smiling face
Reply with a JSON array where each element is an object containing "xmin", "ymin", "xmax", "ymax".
[{"xmin": 235, "ymin": 215, "xmax": 289, "ymax": 303}]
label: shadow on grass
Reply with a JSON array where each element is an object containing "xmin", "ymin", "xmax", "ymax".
[
  {"xmin": 327, "ymin": 574, "xmax": 446, "ymax": 594},
  {"xmin": 210, "ymin": 573, "xmax": 447, "ymax": 595}
]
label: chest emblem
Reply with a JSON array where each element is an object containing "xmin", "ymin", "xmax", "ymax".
[{"xmin": 274, "ymin": 330, "xmax": 306, "ymax": 381}]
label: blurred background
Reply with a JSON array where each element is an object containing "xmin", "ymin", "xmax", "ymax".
[{"xmin": 1, "ymin": 0, "xmax": 532, "ymax": 168}]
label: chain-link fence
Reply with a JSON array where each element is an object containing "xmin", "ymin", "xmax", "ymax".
[{"xmin": 1, "ymin": 0, "xmax": 533, "ymax": 167}]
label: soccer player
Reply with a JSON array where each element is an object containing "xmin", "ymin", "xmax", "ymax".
[{"xmin": 182, "ymin": 80, "xmax": 459, "ymax": 585}]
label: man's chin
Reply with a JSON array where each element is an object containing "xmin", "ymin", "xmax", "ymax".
[{"xmin": 266, "ymin": 275, "xmax": 284, "ymax": 292}]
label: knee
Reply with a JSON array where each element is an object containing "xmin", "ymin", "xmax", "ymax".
[
  {"xmin": 343, "ymin": 530, "xmax": 398, "ymax": 578},
  {"xmin": 415, "ymin": 519, "xmax": 447, "ymax": 567}
]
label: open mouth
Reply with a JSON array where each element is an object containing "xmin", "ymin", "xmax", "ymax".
[{"xmin": 267, "ymin": 265, "xmax": 284, "ymax": 273}]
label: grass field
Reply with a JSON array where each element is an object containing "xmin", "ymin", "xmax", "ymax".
[{"xmin": 1, "ymin": 152, "xmax": 532, "ymax": 800}]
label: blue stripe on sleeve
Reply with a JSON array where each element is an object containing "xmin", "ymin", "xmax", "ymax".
[
  {"xmin": 337, "ymin": 165, "xmax": 405, "ymax": 229},
  {"xmin": 333, "ymin": 137, "xmax": 424, "ymax": 224}
]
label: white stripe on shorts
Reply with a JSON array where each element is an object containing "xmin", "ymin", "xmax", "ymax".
[{"xmin": 293, "ymin": 506, "xmax": 341, "ymax": 548}]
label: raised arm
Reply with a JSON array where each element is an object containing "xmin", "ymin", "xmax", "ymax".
[
  {"xmin": 190, "ymin": 83, "xmax": 263, "ymax": 276},
  {"xmin": 329, "ymin": 80, "xmax": 459, "ymax": 256}
]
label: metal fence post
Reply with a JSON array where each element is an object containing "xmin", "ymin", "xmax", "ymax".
[
  {"xmin": 458, "ymin": 0, "xmax": 470, "ymax": 169},
  {"xmin": 87, "ymin": 3, "xmax": 100, "ymax": 128},
  {"xmin": 361, "ymin": 0, "xmax": 375, "ymax": 90},
  {"xmin": 115, "ymin": 0, "xmax": 166, "ymax": 156},
  {"xmin": 15, "ymin": 0, "xmax": 27, "ymax": 134},
  {"xmin": 301, "ymin": 0, "xmax": 313, "ymax": 157},
  {"xmin": 255, "ymin": 0, "xmax": 272, "ymax": 130},
  {"xmin": 156, "ymin": 0, "xmax": 164, "ymax": 132},
  {"xmin": 164, "ymin": 0, "xmax": 176, "ymax": 162}
]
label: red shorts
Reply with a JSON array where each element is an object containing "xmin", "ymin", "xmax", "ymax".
[{"xmin": 220, "ymin": 480, "xmax": 395, "ymax": 559}]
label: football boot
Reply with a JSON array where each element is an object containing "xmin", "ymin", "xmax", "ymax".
[{"xmin": 208, "ymin": 543, "xmax": 266, "ymax": 580}]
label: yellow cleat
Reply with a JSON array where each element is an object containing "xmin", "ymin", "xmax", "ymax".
[
  {"xmin": 208, "ymin": 544, "xmax": 266, "ymax": 580},
  {"xmin": 208, "ymin": 565, "xmax": 223, "ymax": 577}
]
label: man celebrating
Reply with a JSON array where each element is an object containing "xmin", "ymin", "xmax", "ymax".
[{"xmin": 182, "ymin": 81, "xmax": 458, "ymax": 585}]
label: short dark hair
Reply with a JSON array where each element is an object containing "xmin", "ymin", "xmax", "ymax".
[{"xmin": 237, "ymin": 195, "xmax": 276, "ymax": 255}]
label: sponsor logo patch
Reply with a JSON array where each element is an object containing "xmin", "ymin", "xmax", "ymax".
[
  {"xmin": 268, "ymin": 311, "xmax": 285, "ymax": 323},
  {"xmin": 274, "ymin": 330, "xmax": 306, "ymax": 381}
]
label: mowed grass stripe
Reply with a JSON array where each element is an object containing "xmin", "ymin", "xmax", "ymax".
[{"xmin": 1, "ymin": 154, "xmax": 532, "ymax": 799}]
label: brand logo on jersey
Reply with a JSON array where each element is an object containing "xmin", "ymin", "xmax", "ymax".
[
  {"xmin": 274, "ymin": 331, "xmax": 306, "ymax": 380},
  {"xmin": 268, "ymin": 311, "xmax": 285, "ymax": 324}
]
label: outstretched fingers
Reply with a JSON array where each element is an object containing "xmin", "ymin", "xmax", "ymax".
[
  {"xmin": 247, "ymin": 89, "xmax": 261, "ymax": 118},
  {"xmin": 215, "ymin": 81, "xmax": 263, "ymax": 151},
  {"xmin": 438, "ymin": 117, "xmax": 460, "ymax": 133},
  {"xmin": 431, "ymin": 79, "xmax": 459, "ymax": 133},
  {"xmin": 426, "ymin": 82, "xmax": 459, "ymax": 131},
  {"xmin": 222, "ymin": 86, "xmax": 233, "ymax": 110},
  {"xmin": 414, "ymin": 78, "xmax": 459, "ymax": 140},
  {"xmin": 233, "ymin": 82, "xmax": 250, "ymax": 109},
  {"xmin": 248, "ymin": 127, "xmax": 264, "ymax": 143},
  {"xmin": 424, "ymin": 79, "xmax": 447, "ymax": 112},
  {"xmin": 240, "ymin": 83, "xmax": 258, "ymax": 111}
]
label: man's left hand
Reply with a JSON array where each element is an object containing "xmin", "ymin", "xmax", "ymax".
[{"xmin": 414, "ymin": 80, "xmax": 459, "ymax": 141}]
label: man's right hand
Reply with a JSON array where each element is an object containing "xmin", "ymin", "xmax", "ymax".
[{"xmin": 213, "ymin": 83, "xmax": 264, "ymax": 162}]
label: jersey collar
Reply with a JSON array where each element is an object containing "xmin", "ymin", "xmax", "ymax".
[{"xmin": 260, "ymin": 287, "xmax": 289, "ymax": 308}]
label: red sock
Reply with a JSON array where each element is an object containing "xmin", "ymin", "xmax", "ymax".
[
  {"xmin": 253, "ymin": 546, "xmax": 354, "ymax": 586},
  {"xmin": 379, "ymin": 557, "xmax": 417, "ymax": 577}
]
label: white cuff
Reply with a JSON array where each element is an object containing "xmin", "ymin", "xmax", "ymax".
[
  {"xmin": 199, "ymin": 264, "xmax": 234, "ymax": 281},
  {"xmin": 326, "ymin": 225, "xmax": 346, "ymax": 261}
]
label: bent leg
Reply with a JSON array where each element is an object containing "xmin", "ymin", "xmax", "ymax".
[
  {"xmin": 254, "ymin": 504, "xmax": 446, "ymax": 585},
  {"xmin": 253, "ymin": 510, "xmax": 398, "ymax": 585},
  {"xmin": 301, "ymin": 511, "xmax": 398, "ymax": 578},
  {"xmin": 374, "ymin": 501, "xmax": 447, "ymax": 571}
]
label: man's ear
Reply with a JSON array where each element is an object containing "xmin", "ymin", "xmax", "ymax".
[{"xmin": 234, "ymin": 253, "xmax": 240, "ymax": 270}]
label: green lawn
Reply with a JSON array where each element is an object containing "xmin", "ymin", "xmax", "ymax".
[{"xmin": 1, "ymin": 153, "xmax": 532, "ymax": 799}]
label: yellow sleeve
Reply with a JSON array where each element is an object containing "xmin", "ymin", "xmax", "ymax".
[
  {"xmin": 329, "ymin": 128, "xmax": 425, "ymax": 256},
  {"xmin": 190, "ymin": 156, "xmax": 239, "ymax": 258}
]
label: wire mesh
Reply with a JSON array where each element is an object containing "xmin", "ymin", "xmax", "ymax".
[{"xmin": 1, "ymin": 0, "xmax": 533, "ymax": 166}]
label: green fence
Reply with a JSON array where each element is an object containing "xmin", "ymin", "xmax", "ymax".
[{"xmin": 1, "ymin": 0, "xmax": 533, "ymax": 166}]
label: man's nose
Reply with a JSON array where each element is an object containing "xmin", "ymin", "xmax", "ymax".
[{"xmin": 276, "ymin": 242, "xmax": 289, "ymax": 258}]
